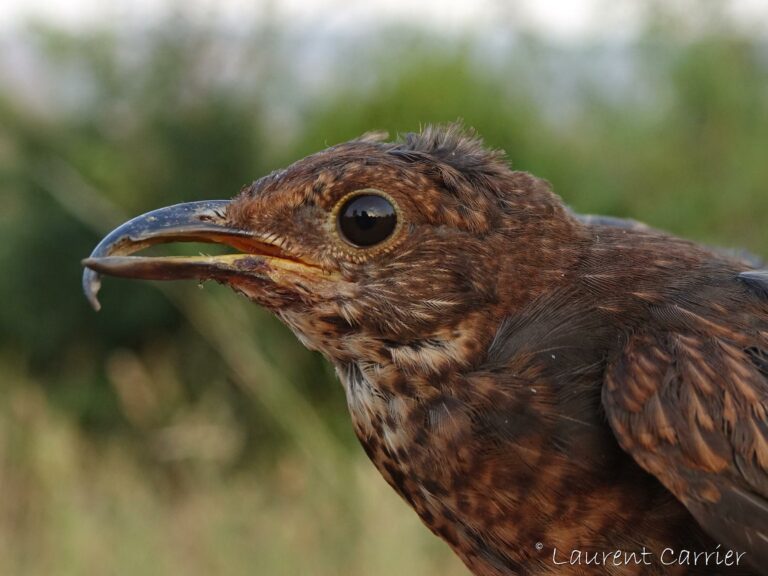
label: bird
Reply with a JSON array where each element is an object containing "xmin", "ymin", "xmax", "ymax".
[{"xmin": 82, "ymin": 125, "xmax": 768, "ymax": 575}]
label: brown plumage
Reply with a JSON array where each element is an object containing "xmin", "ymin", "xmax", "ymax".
[{"xmin": 82, "ymin": 125, "xmax": 768, "ymax": 575}]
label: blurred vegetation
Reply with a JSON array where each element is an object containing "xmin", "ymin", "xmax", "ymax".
[{"xmin": 0, "ymin": 3, "xmax": 767, "ymax": 574}]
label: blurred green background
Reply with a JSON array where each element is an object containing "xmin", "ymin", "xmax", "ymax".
[{"xmin": 1, "ymin": 1, "xmax": 767, "ymax": 574}]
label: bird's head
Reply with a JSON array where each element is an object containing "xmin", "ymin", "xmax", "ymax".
[{"xmin": 83, "ymin": 125, "xmax": 583, "ymax": 368}]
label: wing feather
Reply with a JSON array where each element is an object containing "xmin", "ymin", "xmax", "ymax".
[{"xmin": 603, "ymin": 274, "xmax": 768, "ymax": 573}]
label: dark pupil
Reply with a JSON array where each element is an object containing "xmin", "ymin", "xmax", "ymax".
[{"xmin": 338, "ymin": 194, "xmax": 397, "ymax": 247}]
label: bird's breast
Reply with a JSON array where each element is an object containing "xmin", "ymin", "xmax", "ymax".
[{"xmin": 335, "ymin": 351, "xmax": 709, "ymax": 576}]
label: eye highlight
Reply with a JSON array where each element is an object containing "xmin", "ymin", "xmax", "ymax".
[{"xmin": 336, "ymin": 192, "xmax": 397, "ymax": 247}]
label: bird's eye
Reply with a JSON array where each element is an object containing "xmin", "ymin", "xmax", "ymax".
[{"xmin": 337, "ymin": 193, "xmax": 397, "ymax": 247}]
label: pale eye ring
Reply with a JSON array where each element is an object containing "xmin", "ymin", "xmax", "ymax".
[{"xmin": 336, "ymin": 192, "xmax": 397, "ymax": 247}]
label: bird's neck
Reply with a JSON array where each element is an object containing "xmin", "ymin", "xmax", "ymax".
[{"xmin": 333, "ymin": 287, "xmax": 706, "ymax": 576}]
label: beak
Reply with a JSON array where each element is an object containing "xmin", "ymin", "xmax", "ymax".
[{"xmin": 82, "ymin": 200, "xmax": 319, "ymax": 311}]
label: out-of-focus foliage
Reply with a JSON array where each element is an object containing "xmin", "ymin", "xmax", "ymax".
[{"xmin": 0, "ymin": 3, "xmax": 766, "ymax": 574}]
